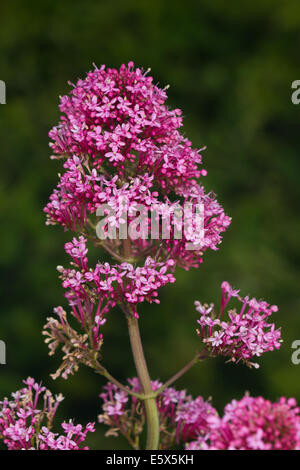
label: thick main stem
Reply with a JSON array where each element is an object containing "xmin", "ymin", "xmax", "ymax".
[
  {"xmin": 127, "ymin": 315, "xmax": 160, "ymax": 450},
  {"xmin": 123, "ymin": 238, "xmax": 160, "ymax": 449}
]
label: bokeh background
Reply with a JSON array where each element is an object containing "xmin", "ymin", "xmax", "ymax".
[{"xmin": 1, "ymin": 0, "xmax": 300, "ymax": 449}]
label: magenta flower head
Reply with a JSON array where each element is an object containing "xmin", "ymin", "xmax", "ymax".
[
  {"xmin": 48, "ymin": 62, "xmax": 205, "ymax": 190},
  {"xmin": 195, "ymin": 282, "xmax": 282, "ymax": 368},
  {"xmin": 0, "ymin": 378, "xmax": 94, "ymax": 450},
  {"xmin": 189, "ymin": 394, "xmax": 300, "ymax": 450},
  {"xmin": 44, "ymin": 62, "xmax": 231, "ymax": 271}
]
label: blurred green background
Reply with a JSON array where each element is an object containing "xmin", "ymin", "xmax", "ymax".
[{"xmin": 1, "ymin": 0, "xmax": 300, "ymax": 449}]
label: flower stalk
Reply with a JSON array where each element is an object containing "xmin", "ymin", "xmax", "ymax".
[
  {"xmin": 127, "ymin": 315, "xmax": 160, "ymax": 450},
  {"xmin": 155, "ymin": 349, "xmax": 209, "ymax": 395},
  {"xmin": 123, "ymin": 237, "xmax": 160, "ymax": 449}
]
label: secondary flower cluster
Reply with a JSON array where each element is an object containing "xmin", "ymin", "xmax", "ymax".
[
  {"xmin": 195, "ymin": 282, "xmax": 282, "ymax": 368},
  {"xmin": 98, "ymin": 378, "xmax": 216, "ymax": 450},
  {"xmin": 43, "ymin": 305, "xmax": 100, "ymax": 380},
  {"xmin": 43, "ymin": 237, "xmax": 175, "ymax": 379},
  {"xmin": 0, "ymin": 378, "xmax": 94, "ymax": 450},
  {"xmin": 188, "ymin": 394, "xmax": 300, "ymax": 450},
  {"xmin": 60, "ymin": 236, "xmax": 176, "ymax": 316},
  {"xmin": 98, "ymin": 379, "xmax": 300, "ymax": 451}
]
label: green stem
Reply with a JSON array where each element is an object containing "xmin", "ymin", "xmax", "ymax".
[
  {"xmin": 122, "ymin": 238, "xmax": 159, "ymax": 449},
  {"xmin": 94, "ymin": 361, "xmax": 145, "ymax": 399},
  {"xmin": 155, "ymin": 349, "xmax": 208, "ymax": 395},
  {"xmin": 127, "ymin": 315, "xmax": 160, "ymax": 450}
]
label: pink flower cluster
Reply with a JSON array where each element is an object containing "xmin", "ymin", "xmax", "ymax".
[
  {"xmin": 99, "ymin": 380, "xmax": 300, "ymax": 451},
  {"xmin": 60, "ymin": 236, "xmax": 176, "ymax": 318},
  {"xmin": 44, "ymin": 63, "xmax": 231, "ymax": 271},
  {"xmin": 49, "ymin": 62, "xmax": 206, "ymax": 191},
  {"xmin": 44, "ymin": 156, "xmax": 230, "ymax": 270},
  {"xmin": 43, "ymin": 237, "xmax": 175, "ymax": 379},
  {"xmin": 195, "ymin": 282, "xmax": 282, "ymax": 368},
  {"xmin": 38, "ymin": 421, "xmax": 95, "ymax": 450},
  {"xmin": 98, "ymin": 378, "xmax": 216, "ymax": 450},
  {"xmin": 0, "ymin": 378, "xmax": 94, "ymax": 450},
  {"xmin": 188, "ymin": 394, "xmax": 300, "ymax": 450}
]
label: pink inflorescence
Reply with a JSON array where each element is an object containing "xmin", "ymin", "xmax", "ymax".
[
  {"xmin": 44, "ymin": 63, "xmax": 231, "ymax": 271},
  {"xmin": 48, "ymin": 62, "xmax": 206, "ymax": 190},
  {"xmin": 195, "ymin": 282, "xmax": 282, "ymax": 368},
  {"xmin": 0, "ymin": 378, "xmax": 94, "ymax": 450},
  {"xmin": 98, "ymin": 378, "xmax": 216, "ymax": 450},
  {"xmin": 188, "ymin": 394, "xmax": 300, "ymax": 450},
  {"xmin": 44, "ymin": 159, "xmax": 230, "ymax": 269},
  {"xmin": 60, "ymin": 236, "xmax": 176, "ymax": 318},
  {"xmin": 43, "ymin": 237, "xmax": 175, "ymax": 379}
]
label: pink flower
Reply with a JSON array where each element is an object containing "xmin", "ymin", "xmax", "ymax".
[
  {"xmin": 196, "ymin": 282, "xmax": 282, "ymax": 368},
  {"xmin": 203, "ymin": 395, "xmax": 300, "ymax": 450},
  {"xmin": 43, "ymin": 238, "xmax": 176, "ymax": 379},
  {"xmin": 59, "ymin": 236, "xmax": 176, "ymax": 319},
  {"xmin": 49, "ymin": 63, "xmax": 204, "ymax": 190},
  {"xmin": 0, "ymin": 378, "xmax": 94, "ymax": 450},
  {"xmin": 98, "ymin": 378, "xmax": 216, "ymax": 450}
]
